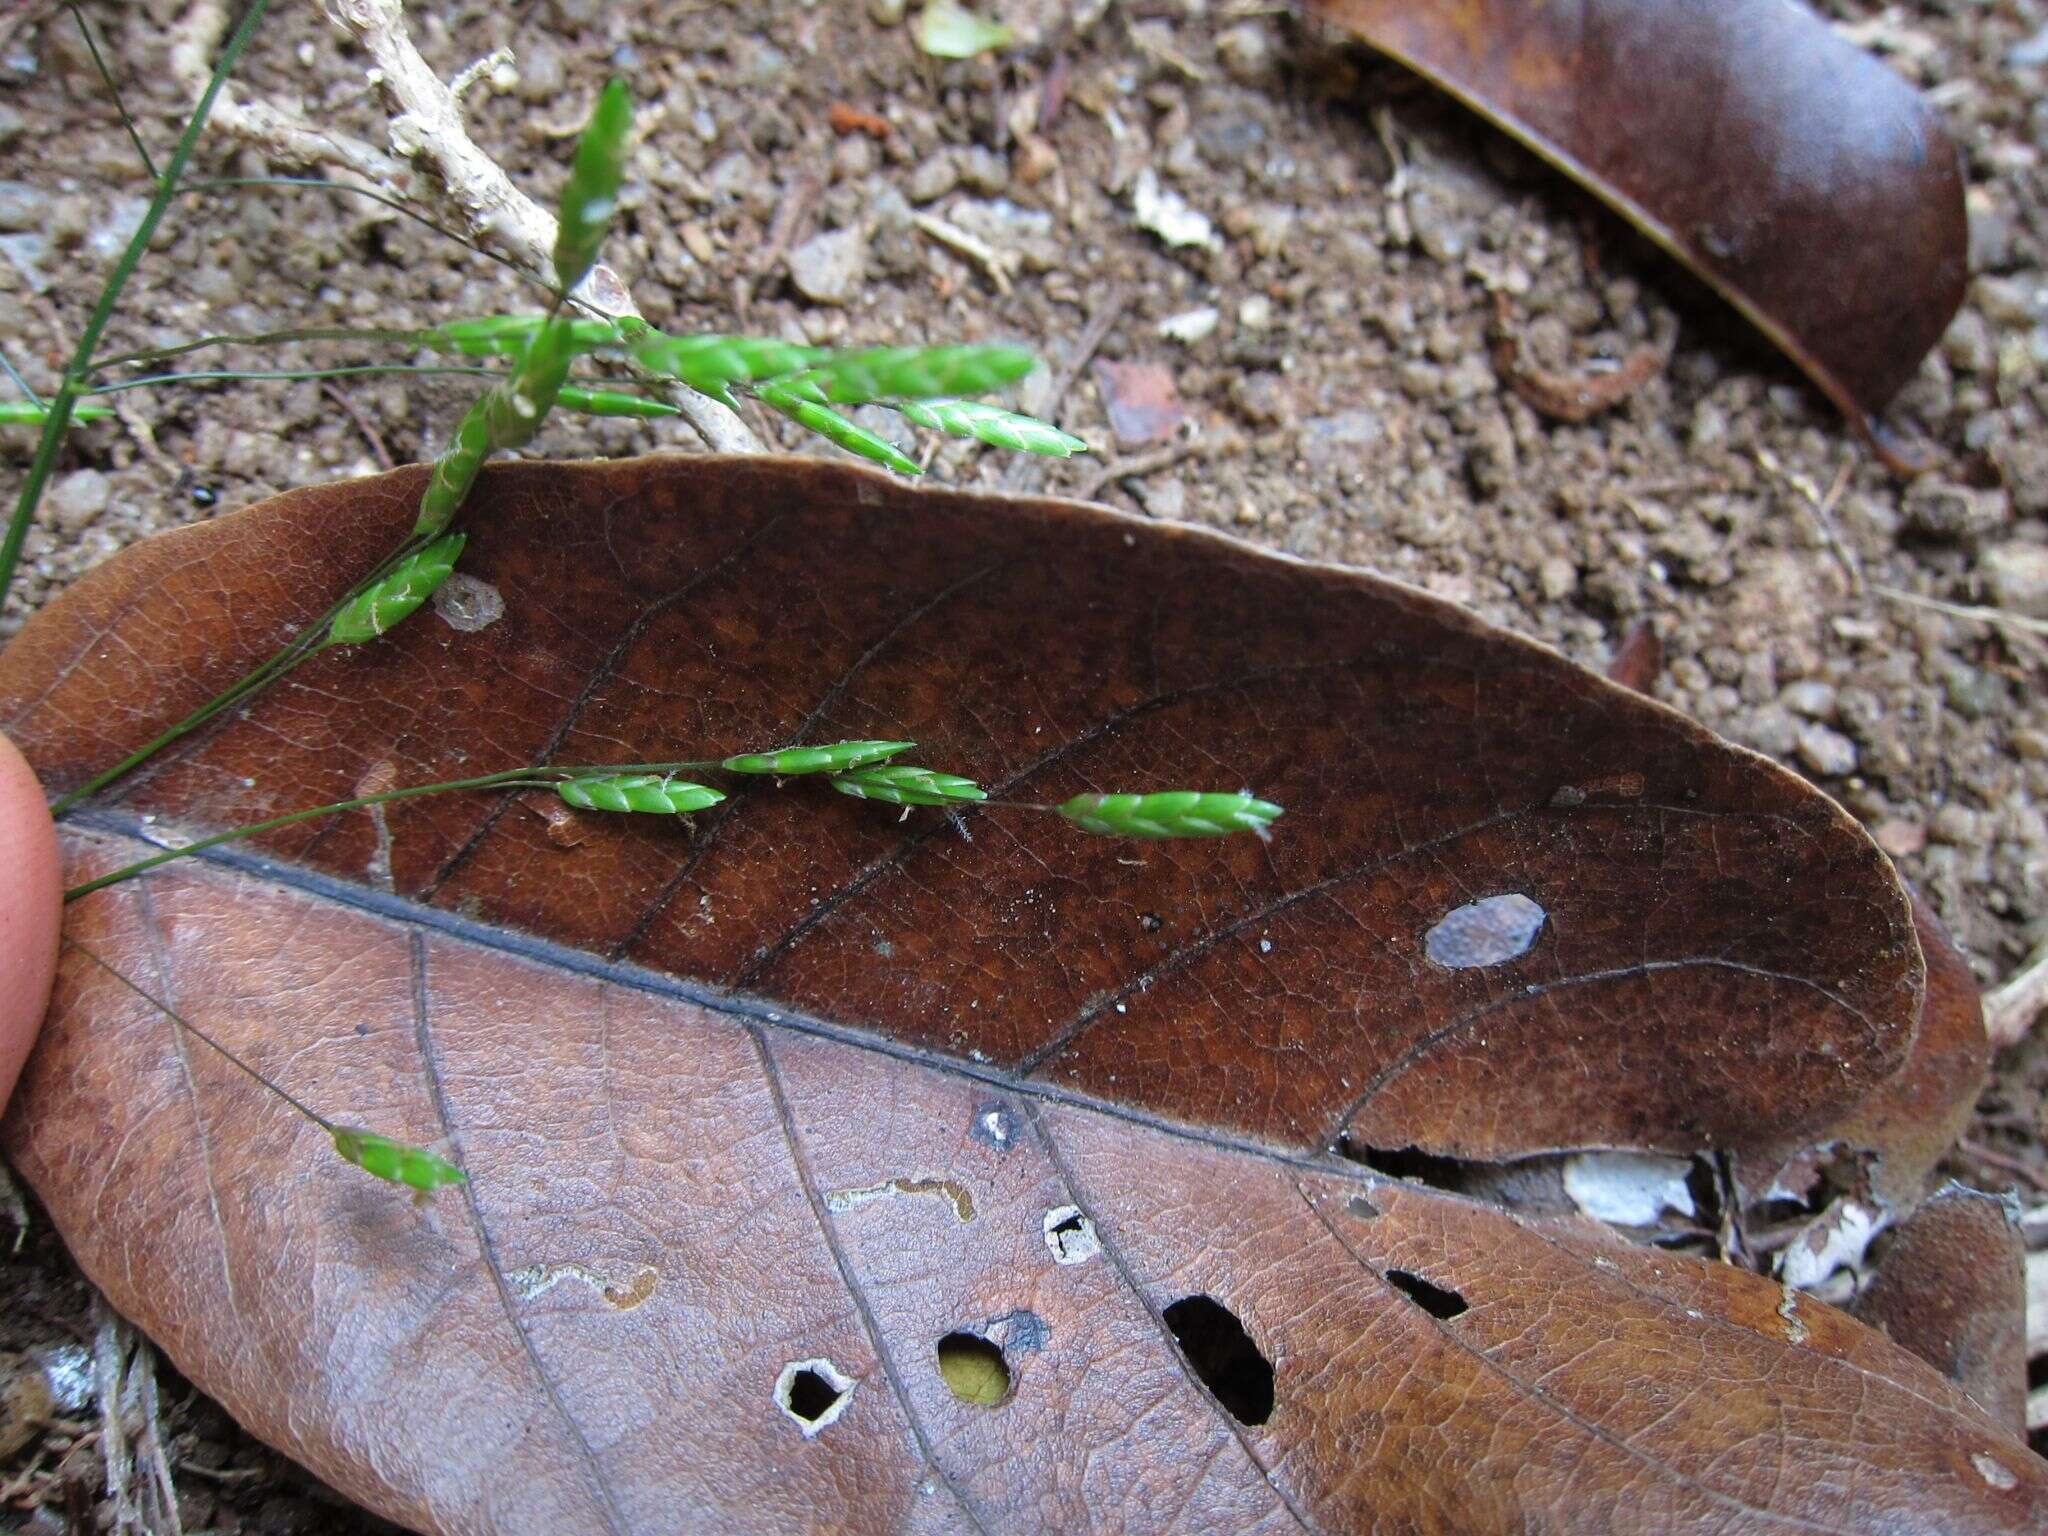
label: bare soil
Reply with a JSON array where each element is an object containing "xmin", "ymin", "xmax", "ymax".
[{"xmin": 1, "ymin": 0, "xmax": 2045, "ymax": 1527}]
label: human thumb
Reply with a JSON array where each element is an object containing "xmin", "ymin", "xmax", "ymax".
[{"xmin": 0, "ymin": 732, "xmax": 59, "ymax": 1115}]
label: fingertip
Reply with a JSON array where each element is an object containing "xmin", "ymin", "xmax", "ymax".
[{"xmin": 0, "ymin": 731, "xmax": 59, "ymax": 1115}]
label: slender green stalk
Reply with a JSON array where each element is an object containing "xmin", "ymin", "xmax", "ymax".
[
  {"xmin": 67, "ymin": 936, "xmax": 467, "ymax": 1192},
  {"xmin": 177, "ymin": 177, "xmax": 548, "ymax": 292},
  {"xmin": 87, "ymin": 363, "xmax": 501, "ymax": 395},
  {"xmin": 0, "ymin": 0, "xmax": 270, "ymax": 613},
  {"xmin": 90, "ymin": 325, "xmax": 444, "ymax": 372},
  {"xmin": 63, "ymin": 759, "xmax": 722, "ymax": 898},
  {"xmin": 48, "ymin": 531, "xmax": 436, "ymax": 816},
  {"xmin": 66, "ymin": 937, "xmax": 332, "ymax": 1126},
  {"xmin": 69, "ymin": 5, "xmax": 160, "ymax": 181},
  {"xmin": 0, "ymin": 347, "xmax": 44, "ymax": 407}
]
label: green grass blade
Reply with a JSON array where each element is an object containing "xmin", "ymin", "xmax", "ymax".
[{"xmin": 1, "ymin": 0, "xmax": 271, "ymax": 613}]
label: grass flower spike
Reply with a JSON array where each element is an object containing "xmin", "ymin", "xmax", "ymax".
[
  {"xmin": 830, "ymin": 765, "xmax": 988, "ymax": 805},
  {"xmin": 756, "ymin": 384, "xmax": 924, "ymax": 475},
  {"xmin": 330, "ymin": 1128, "xmax": 468, "ymax": 1192},
  {"xmin": 771, "ymin": 345, "xmax": 1037, "ymax": 406},
  {"xmin": 552, "ymin": 78, "xmax": 633, "ymax": 294},
  {"xmin": 891, "ymin": 398, "xmax": 1087, "ymax": 457},
  {"xmin": 722, "ymin": 741, "xmax": 914, "ymax": 775},
  {"xmin": 325, "ymin": 533, "xmax": 466, "ymax": 647},
  {"xmin": 557, "ymin": 774, "xmax": 725, "ymax": 814},
  {"xmin": 1058, "ymin": 791, "xmax": 1283, "ymax": 839}
]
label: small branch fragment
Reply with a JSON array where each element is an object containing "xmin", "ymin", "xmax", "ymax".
[
  {"xmin": 1490, "ymin": 295, "xmax": 1669, "ymax": 423},
  {"xmin": 176, "ymin": 0, "xmax": 758, "ymax": 454},
  {"xmin": 171, "ymin": 0, "xmax": 400, "ymax": 185},
  {"xmin": 1986, "ymin": 940, "xmax": 2048, "ymax": 1050},
  {"xmin": 913, "ymin": 210, "xmax": 1017, "ymax": 295}
]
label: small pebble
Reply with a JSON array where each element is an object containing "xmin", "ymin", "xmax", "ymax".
[
  {"xmin": 1796, "ymin": 721, "xmax": 1858, "ymax": 778},
  {"xmin": 0, "ymin": 180, "xmax": 50, "ymax": 232},
  {"xmin": 1780, "ymin": 680, "xmax": 1837, "ymax": 720},
  {"xmin": 957, "ymin": 146, "xmax": 1008, "ymax": 195},
  {"xmin": 787, "ymin": 226, "xmax": 868, "ymax": 306},
  {"xmin": 907, "ymin": 152, "xmax": 959, "ymax": 204},
  {"xmin": 1980, "ymin": 542, "xmax": 2048, "ymax": 619},
  {"xmin": 46, "ymin": 469, "xmax": 110, "ymax": 533}
]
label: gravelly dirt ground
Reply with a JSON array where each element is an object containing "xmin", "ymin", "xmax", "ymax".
[{"xmin": 1, "ymin": 0, "xmax": 2045, "ymax": 1527}]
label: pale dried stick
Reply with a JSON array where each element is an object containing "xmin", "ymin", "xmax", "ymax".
[{"xmin": 171, "ymin": 0, "xmax": 759, "ymax": 453}]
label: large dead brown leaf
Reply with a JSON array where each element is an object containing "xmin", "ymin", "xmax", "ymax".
[
  {"xmin": 2, "ymin": 458, "xmax": 2041, "ymax": 1532},
  {"xmin": 1307, "ymin": 0, "xmax": 1969, "ymax": 459}
]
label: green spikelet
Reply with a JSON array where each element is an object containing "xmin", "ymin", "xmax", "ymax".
[
  {"xmin": 557, "ymin": 774, "xmax": 725, "ymax": 814},
  {"xmin": 415, "ymin": 316, "xmax": 578, "ymax": 535},
  {"xmin": 556, "ymin": 385, "xmax": 681, "ymax": 419},
  {"xmin": 634, "ymin": 334, "xmax": 827, "ymax": 398},
  {"xmin": 721, "ymin": 740, "xmax": 914, "ymax": 775},
  {"xmin": 1057, "ymin": 791, "xmax": 1283, "ymax": 839},
  {"xmin": 829, "ymin": 765, "xmax": 986, "ymax": 806},
  {"xmin": 553, "ymin": 79, "xmax": 633, "ymax": 294},
  {"xmin": 757, "ymin": 384, "xmax": 922, "ymax": 475},
  {"xmin": 774, "ymin": 345, "xmax": 1038, "ymax": 405},
  {"xmin": 330, "ymin": 1128, "xmax": 467, "ymax": 1192},
  {"xmin": 891, "ymin": 398, "xmax": 1086, "ymax": 457},
  {"xmin": 326, "ymin": 533, "xmax": 466, "ymax": 647},
  {"xmin": 430, "ymin": 314, "xmax": 624, "ymax": 358}
]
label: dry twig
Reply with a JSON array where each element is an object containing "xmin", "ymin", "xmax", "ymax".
[
  {"xmin": 1987, "ymin": 939, "xmax": 2048, "ymax": 1050},
  {"xmin": 171, "ymin": 0, "xmax": 759, "ymax": 455}
]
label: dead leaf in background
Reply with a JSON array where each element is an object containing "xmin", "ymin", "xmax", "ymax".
[
  {"xmin": 2, "ymin": 458, "xmax": 2041, "ymax": 1532},
  {"xmin": 1308, "ymin": 0, "xmax": 1969, "ymax": 466}
]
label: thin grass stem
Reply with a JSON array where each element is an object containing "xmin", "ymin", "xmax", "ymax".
[
  {"xmin": 69, "ymin": 5, "xmax": 160, "ymax": 181},
  {"xmin": 91, "ymin": 325, "xmax": 444, "ymax": 372},
  {"xmin": 62, "ymin": 759, "xmax": 725, "ymax": 898},
  {"xmin": 64, "ymin": 937, "xmax": 333, "ymax": 1128},
  {"xmin": 0, "ymin": 0, "xmax": 270, "ymax": 612},
  {"xmin": 86, "ymin": 363, "xmax": 504, "ymax": 395}
]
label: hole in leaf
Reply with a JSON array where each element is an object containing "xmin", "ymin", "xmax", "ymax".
[
  {"xmin": 936, "ymin": 1332, "xmax": 1011, "ymax": 1407},
  {"xmin": 1384, "ymin": 1268, "xmax": 1469, "ymax": 1321},
  {"xmin": 1339, "ymin": 1140, "xmax": 1477, "ymax": 1192},
  {"xmin": 1161, "ymin": 1295, "xmax": 1274, "ymax": 1426},
  {"xmin": 1346, "ymin": 1193, "xmax": 1382, "ymax": 1220},
  {"xmin": 775, "ymin": 1358, "xmax": 855, "ymax": 1437},
  {"xmin": 1423, "ymin": 892, "xmax": 1546, "ymax": 968},
  {"xmin": 1043, "ymin": 1204, "xmax": 1101, "ymax": 1264}
]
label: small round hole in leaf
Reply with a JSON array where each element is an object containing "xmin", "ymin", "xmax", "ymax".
[
  {"xmin": 775, "ymin": 1358, "xmax": 855, "ymax": 1437},
  {"xmin": 1161, "ymin": 1295, "xmax": 1274, "ymax": 1426},
  {"xmin": 936, "ymin": 1332, "xmax": 1010, "ymax": 1407}
]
